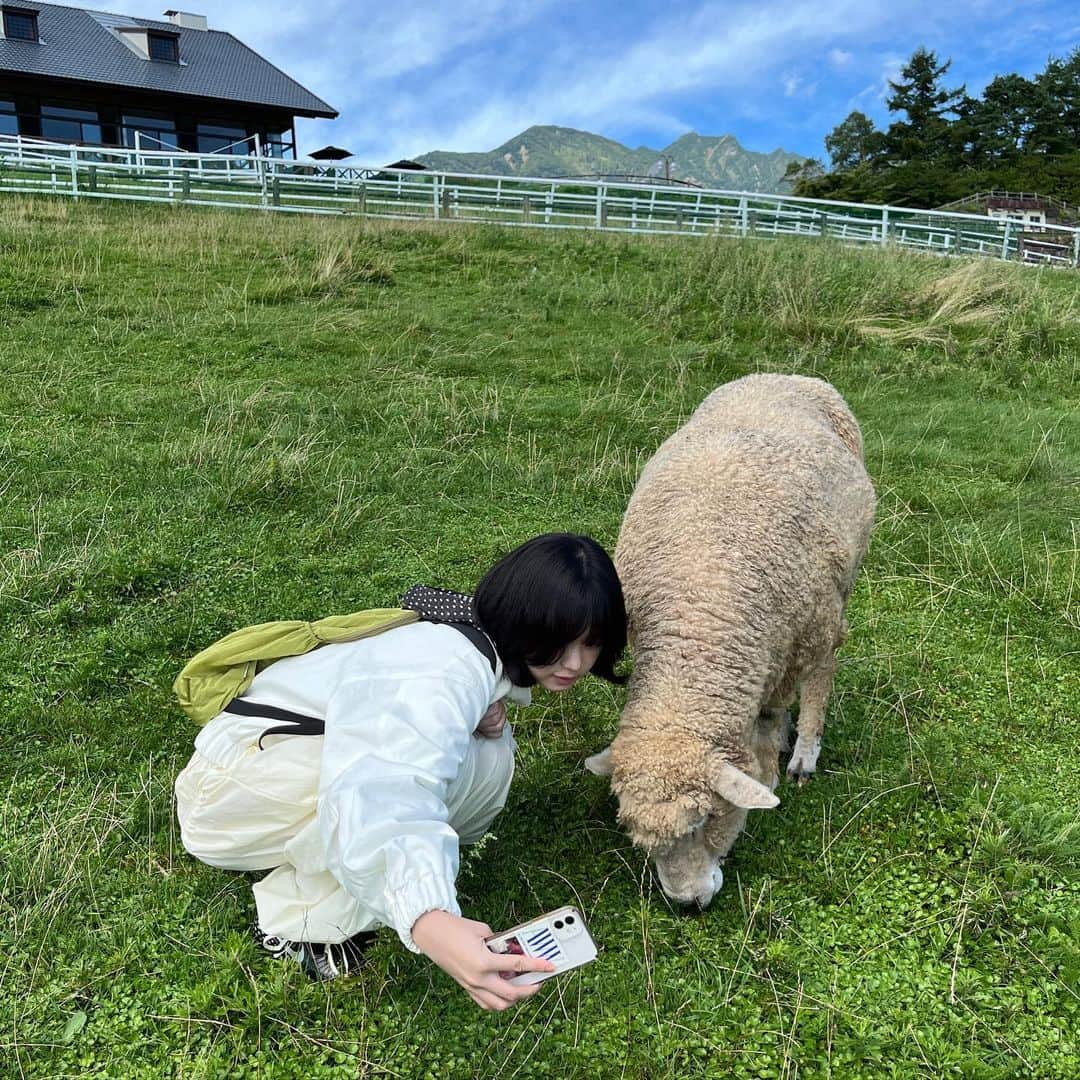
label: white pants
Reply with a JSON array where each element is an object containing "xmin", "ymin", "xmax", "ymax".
[{"xmin": 175, "ymin": 728, "xmax": 515, "ymax": 944}]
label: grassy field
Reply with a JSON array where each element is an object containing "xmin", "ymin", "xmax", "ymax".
[{"xmin": 1, "ymin": 195, "xmax": 1077, "ymax": 1079}]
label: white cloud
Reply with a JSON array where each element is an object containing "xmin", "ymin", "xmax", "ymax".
[
  {"xmin": 289, "ymin": 0, "xmax": 927, "ymax": 160},
  {"xmin": 852, "ymin": 54, "xmax": 906, "ymax": 109},
  {"xmin": 77, "ymin": 0, "xmax": 1051, "ymax": 164}
]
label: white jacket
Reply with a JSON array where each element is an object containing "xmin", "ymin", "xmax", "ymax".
[{"xmin": 193, "ymin": 621, "xmax": 530, "ymax": 950}]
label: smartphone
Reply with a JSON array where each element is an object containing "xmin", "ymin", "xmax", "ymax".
[{"xmin": 486, "ymin": 905, "xmax": 598, "ymax": 986}]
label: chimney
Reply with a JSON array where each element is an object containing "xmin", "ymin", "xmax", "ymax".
[{"xmin": 163, "ymin": 10, "xmax": 208, "ymax": 30}]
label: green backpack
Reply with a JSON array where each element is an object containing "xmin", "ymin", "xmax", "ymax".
[{"xmin": 173, "ymin": 608, "xmax": 420, "ymax": 725}]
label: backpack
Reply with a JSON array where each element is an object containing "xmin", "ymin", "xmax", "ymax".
[{"xmin": 173, "ymin": 608, "xmax": 420, "ymax": 725}]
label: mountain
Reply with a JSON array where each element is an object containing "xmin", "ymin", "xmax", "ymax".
[{"xmin": 416, "ymin": 125, "xmax": 802, "ymax": 193}]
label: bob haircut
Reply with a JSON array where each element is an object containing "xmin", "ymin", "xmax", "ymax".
[{"xmin": 474, "ymin": 533, "xmax": 627, "ymax": 687}]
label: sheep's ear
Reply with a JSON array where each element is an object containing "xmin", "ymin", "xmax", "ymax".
[
  {"xmin": 709, "ymin": 760, "xmax": 780, "ymax": 809},
  {"xmin": 584, "ymin": 746, "xmax": 614, "ymax": 777}
]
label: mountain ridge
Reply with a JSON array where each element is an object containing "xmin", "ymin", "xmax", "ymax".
[{"xmin": 417, "ymin": 125, "xmax": 801, "ymax": 192}]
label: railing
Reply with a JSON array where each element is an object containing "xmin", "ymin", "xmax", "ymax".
[
  {"xmin": 1, "ymin": 134, "xmax": 1077, "ymax": 269},
  {"xmin": 937, "ymin": 189, "xmax": 1080, "ymax": 220}
]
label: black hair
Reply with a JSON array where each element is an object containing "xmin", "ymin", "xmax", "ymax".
[{"xmin": 474, "ymin": 533, "xmax": 627, "ymax": 687}]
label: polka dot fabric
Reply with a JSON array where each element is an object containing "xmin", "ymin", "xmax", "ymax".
[{"xmin": 400, "ymin": 585, "xmax": 478, "ymax": 626}]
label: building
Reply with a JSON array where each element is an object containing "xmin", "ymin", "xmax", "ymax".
[
  {"xmin": 985, "ymin": 194, "xmax": 1052, "ymax": 228},
  {"xmin": 0, "ymin": 4, "xmax": 336, "ymax": 157}
]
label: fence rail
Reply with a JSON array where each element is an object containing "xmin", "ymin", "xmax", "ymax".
[{"xmin": 2, "ymin": 134, "xmax": 1077, "ymax": 269}]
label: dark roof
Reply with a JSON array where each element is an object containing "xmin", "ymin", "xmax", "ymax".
[
  {"xmin": 986, "ymin": 196, "xmax": 1051, "ymax": 209},
  {"xmin": 0, "ymin": 4, "xmax": 337, "ymax": 117},
  {"xmin": 310, "ymin": 144, "xmax": 352, "ymax": 160}
]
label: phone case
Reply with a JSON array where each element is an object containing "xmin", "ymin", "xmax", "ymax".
[{"xmin": 485, "ymin": 905, "xmax": 598, "ymax": 986}]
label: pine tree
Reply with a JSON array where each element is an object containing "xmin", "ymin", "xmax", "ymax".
[
  {"xmin": 824, "ymin": 111, "xmax": 884, "ymax": 171},
  {"xmin": 883, "ymin": 48, "xmax": 966, "ymax": 164},
  {"xmin": 956, "ymin": 73, "xmax": 1036, "ymax": 165},
  {"xmin": 797, "ymin": 46, "xmax": 1080, "ymax": 208},
  {"xmin": 1027, "ymin": 49, "xmax": 1080, "ymax": 156}
]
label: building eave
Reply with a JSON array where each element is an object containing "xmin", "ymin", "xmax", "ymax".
[{"xmin": 0, "ymin": 67, "xmax": 337, "ymax": 118}]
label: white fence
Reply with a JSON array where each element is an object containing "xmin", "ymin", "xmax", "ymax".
[{"xmin": 2, "ymin": 133, "xmax": 1078, "ymax": 269}]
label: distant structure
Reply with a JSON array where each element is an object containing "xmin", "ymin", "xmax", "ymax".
[
  {"xmin": 938, "ymin": 191, "xmax": 1078, "ymax": 227},
  {"xmin": 555, "ymin": 173, "xmax": 701, "ymax": 188},
  {"xmin": 0, "ymin": 5, "xmax": 336, "ymax": 158},
  {"xmin": 986, "ymin": 194, "xmax": 1051, "ymax": 227},
  {"xmin": 385, "ymin": 159, "xmax": 425, "ymax": 170},
  {"xmin": 938, "ymin": 190, "xmax": 1080, "ymax": 265}
]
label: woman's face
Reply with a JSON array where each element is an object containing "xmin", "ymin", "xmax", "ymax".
[{"xmin": 527, "ymin": 634, "xmax": 601, "ymax": 691}]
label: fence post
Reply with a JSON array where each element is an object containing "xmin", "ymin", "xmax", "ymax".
[
  {"xmin": 358, "ymin": 183, "xmax": 367, "ymax": 216},
  {"xmin": 522, "ymin": 195, "xmax": 531, "ymax": 224},
  {"xmin": 433, "ymin": 174, "xmax": 441, "ymax": 220},
  {"xmin": 255, "ymin": 134, "xmax": 269, "ymax": 206},
  {"xmin": 69, "ymin": 146, "xmax": 79, "ymax": 198},
  {"xmin": 738, "ymin": 195, "xmax": 748, "ymax": 236},
  {"xmin": 1001, "ymin": 220, "xmax": 1011, "ymax": 260},
  {"xmin": 881, "ymin": 207, "xmax": 889, "ymax": 247},
  {"xmin": 87, "ymin": 164, "xmax": 97, "ymax": 193},
  {"xmin": 596, "ymin": 186, "xmax": 606, "ymax": 229},
  {"xmin": 181, "ymin": 170, "xmax": 190, "ymax": 202},
  {"xmin": 1073, "ymin": 229, "xmax": 1079, "ymax": 269},
  {"xmin": 441, "ymin": 186, "xmax": 452, "ymax": 218},
  {"xmin": 271, "ymin": 175, "xmax": 280, "ymax": 207}
]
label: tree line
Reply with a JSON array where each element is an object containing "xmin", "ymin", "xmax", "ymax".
[{"xmin": 789, "ymin": 47, "xmax": 1080, "ymax": 212}]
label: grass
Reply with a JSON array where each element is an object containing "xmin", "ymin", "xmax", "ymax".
[{"xmin": 1, "ymin": 194, "xmax": 1077, "ymax": 1079}]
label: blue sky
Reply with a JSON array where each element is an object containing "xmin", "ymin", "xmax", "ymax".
[{"xmin": 96, "ymin": 1, "xmax": 1079, "ymax": 164}]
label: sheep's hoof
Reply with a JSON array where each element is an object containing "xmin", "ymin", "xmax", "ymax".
[
  {"xmin": 786, "ymin": 735, "xmax": 821, "ymax": 784},
  {"xmin": 786, "ymin": 763, "xmax": 814, "ymax": 786}
]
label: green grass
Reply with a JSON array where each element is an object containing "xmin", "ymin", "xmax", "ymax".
[{"xmin": 1, "ymin": 194, "xmax": 1077, "ymax": 1079}]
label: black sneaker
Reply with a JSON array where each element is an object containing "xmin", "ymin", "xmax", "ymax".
[{"xmin": 253, "ymin": 924, "xmax": 375, "ymax": 981}]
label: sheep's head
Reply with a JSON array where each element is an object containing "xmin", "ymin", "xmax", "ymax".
[{"xmin": 585, "ymin": 728, "xmax": 778, "ymax": 909}]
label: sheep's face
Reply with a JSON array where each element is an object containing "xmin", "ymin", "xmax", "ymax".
[{"xmin": 585, "ymin": 736, "xmax": 778, "ymax": 909}]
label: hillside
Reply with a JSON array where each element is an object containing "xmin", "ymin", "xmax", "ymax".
[
  {"xmin": 418, "ymin": 124, "xmax": 801, "ymax": 191},
  {"xmin": 2, "ymin": 197, "xmax": 1077, "ymax": 1079}
]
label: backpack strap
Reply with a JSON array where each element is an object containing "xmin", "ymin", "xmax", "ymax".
[
  {"xmin": 226, "ymin": 619, "xmax": 497, "ymax": 747},
  {"xmin": 400, "ymin": 585, "xmax": 498, "ymax": 674},
  {"xmin": 223, "ymin": 696, "xmax": 325, "ymax": 748},
  {"xmin": 444, "ymin": 621, "xmax": 497, "ymax": 674}
]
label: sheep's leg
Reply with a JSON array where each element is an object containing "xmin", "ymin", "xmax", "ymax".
[
  {"xmin": 752, "ymin": 708, "xmax": 789, "ymax": 792},
  {"xmin": 769, "ymin": 707, "xmax": 793, "ymax": 752},
  {"xmin": 787, "ymin": 652, "xmax": 837, "ymax": 784}
]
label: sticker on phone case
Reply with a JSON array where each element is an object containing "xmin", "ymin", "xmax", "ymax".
[{"xmin": 490, "ymin": 926, "xmax": 565, "ymax": 964}]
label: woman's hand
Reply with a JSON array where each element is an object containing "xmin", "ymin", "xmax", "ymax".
[
  {"xmin": 411, "ymin": 909, "xmax": 555, "ymax": 1011},
  {"xmin": 476, "ymin": 699, "xmax": 507, "ymax": 739}
]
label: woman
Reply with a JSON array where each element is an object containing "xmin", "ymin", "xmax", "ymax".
[{"xmin": 175, "ymin": 533, "xmax": 626, "ymax": 1011}]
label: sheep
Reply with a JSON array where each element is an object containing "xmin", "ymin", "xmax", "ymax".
[{"xmin": 586, "ymin": 373, "xmax": 875, "ymax": 908}]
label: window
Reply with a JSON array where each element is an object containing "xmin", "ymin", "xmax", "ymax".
[
  {"xmin": 2, "ymin": 7, "xmax": 38, "ymax": 42},
  {"xmin": 147, "ymin": 31, "xmax": 178, "ymax": 62},
  {"xmin": 197, "ymin": 122, "xmax": 248, "ymax": 154},
  {"xmin": 0, "ymin": 99, "xmax": 16, "ymax": 137},
  {"xmin": 122, "ymin": 113, "xmax": 178, "ymax": 150},
  {"xmin": 40, "ymin": 103, "xmax": 102, "ymax": 144},
  {"xmin": 264, "ymin": 130, "xmax": 295, "ymax": 158}
]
